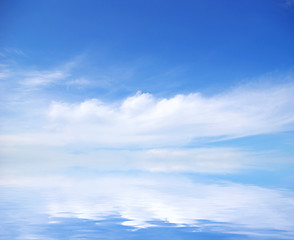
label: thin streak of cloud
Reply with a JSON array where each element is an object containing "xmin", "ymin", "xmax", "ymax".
[
  {"xmin": 0, "ymin": 48, "xmax": 26, "ymax": 57},
  {"xmin": 3, "ymin": 48, "xmax": 26, "ymax": 56},
  {"xmin": 21, "ymin": 70, "xmax": 69, "ymax": 87},
  {"xmin": 66, "ymin": 77, "xmax": 91, "ymax": 86},
  {"xmin": 0, "ymin": 55, "xmax": 85, "ymax": 92}
]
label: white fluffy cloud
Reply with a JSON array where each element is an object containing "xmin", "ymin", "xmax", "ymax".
[
  {"xmin": 1, "ymin": 83, "xmax": 294, "ymax": 148},
  {"xmin": 39, "ymin": 84, "xmax": 294, "ymax": 147}
]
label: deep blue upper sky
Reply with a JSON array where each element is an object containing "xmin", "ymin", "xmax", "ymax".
[{"xmin": 1, "ymin": 0, "xmax": 294, "ymax": 96}]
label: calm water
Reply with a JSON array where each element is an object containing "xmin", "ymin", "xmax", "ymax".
[{"xmin": 1, "ymin": 173, "xmax": 293, "ymax": 240}]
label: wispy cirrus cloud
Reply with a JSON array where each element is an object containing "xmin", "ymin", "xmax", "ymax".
[
  {"xmin": 0, "ymin": 54, "xmax": 86, "ymax": 92},
  {"xmin": 21, "ymin": 69, "xmax": 69, "ymax": 87},
  {"xmin": 66, "ymin": 77, "xmax": 91, "ymax": 86},
  {"xmin": 0, "ymin": 48, "xmax": 26, "ymax": 57}
]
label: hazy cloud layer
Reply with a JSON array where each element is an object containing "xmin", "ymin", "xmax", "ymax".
[{"xmin": 0, "ymin": 146, "xmax": 262, "ymax": 175}]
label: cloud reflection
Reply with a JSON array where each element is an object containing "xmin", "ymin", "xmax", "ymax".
[{"xmin": 2, "ymin": 174, "xmax": 293, "ymax": 238}]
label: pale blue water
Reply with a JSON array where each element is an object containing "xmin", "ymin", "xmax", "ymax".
[{"xmin": 1, "ymin": 173, "xmax": 293, "ymax": 240}]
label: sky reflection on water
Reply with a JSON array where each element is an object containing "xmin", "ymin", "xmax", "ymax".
[{"xmin": 1, "ymin": 173, "xmax": 294, "ymax": 240}]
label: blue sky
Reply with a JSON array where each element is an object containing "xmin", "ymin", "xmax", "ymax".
[{"xmin": 1, "ymin": 0, "xmax": 294, "ymax": 239}]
